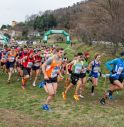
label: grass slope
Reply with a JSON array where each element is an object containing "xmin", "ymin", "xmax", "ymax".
[{"xmin": 0, "ymin": 43, "xmax": 124, "ymax": 127}]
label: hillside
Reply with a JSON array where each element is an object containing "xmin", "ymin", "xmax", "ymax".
[
  {"xmin": 1, "ymin": 0, "xmax": 124, "ymax": 54},
  {"xmin": 0, "ymin": 43, "xmax": 124, "ymax": 127}
]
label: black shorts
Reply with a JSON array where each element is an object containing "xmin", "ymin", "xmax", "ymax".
[
  {"xmin": 70, "ymin": 73, "xmax": 80, "ymax": 85},
  {"xmin": 109, "ymin": 76, "xmax": 123, "ymax": 84},
  {"xmin": 45, "ymin": 77, "xmax": 58, "ymax": 83},
  {"xmin": 32, "ymin": 66, "xmax": 40, "ymax": 70},
  {"xmin": 23, "ymin": 68, "xmax": 31, "ymax": 76},
  {"xmin": 68, "ymin": 70, "xmax": 72, "ymax": 74},
  {"xmin": 16, "ymin": 63, "xmax": 21, "ymax": 68},
  {"xmin": 79, "ymin": 73, "xmax": 86, "ymax": 78},
  {"xmin": 20, "ymin": 65, "xmax": 24, "ymax": 70},
  {"xmin": 1, "ymin": 62, "xmax": 6, "ymax": 66},
  {"xmin": 6, "ymin": 61, "xmax": 15, "ymax": 69}
]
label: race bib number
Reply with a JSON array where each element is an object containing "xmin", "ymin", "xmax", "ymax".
[
  {"xmin": 93, "ymin": 67, "xmax": 100, "ymax": 72},
  {"xmin": 1, "ymin": 58, "xmax": 6, "ymax": 62},
  {"xmin": 82, "ymin": 68, "xmax": 87, "ymax": 73},
  {"xmin": 75, "ymin": 66, "xmax": 82, "ymax": 74},
  {"xmin": 27, "ymin": 62, "xmax": 33, "ymax": 68},
  {"xmin": 51, "ymin": 66, "xmax": 59, "ymax": 78},
  {"xmin": 9, "ymin": 56, "xmax": 15, "ymax": 62},
  {"xmin": 117, "ymin": 67, "xmax": 123, "ymax": 74},
  {"xmin": 34, "ymin": 63, "xmax": 40, "ymax": 67}
]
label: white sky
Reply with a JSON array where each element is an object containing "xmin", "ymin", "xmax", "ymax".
[{"xmin": 0, "ymin": 0, "xmax": 83, "ymax": 27}]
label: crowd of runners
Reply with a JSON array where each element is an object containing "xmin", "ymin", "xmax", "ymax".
[{"xmin": 0, "ymin": 45, "xmax": 124, "ymax": 111}]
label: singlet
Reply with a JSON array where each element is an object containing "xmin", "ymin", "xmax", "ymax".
[{"xmin": 45, "ymin": 59, "xmax": 62, "ymax": 78}]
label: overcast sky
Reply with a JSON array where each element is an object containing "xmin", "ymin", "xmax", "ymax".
[{"xmin": 0, "ymin": 0, "xmax": 83, "ymax": 27}]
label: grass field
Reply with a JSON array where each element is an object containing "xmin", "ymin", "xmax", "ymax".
[{"xmin": 0, "ymin": 43, "xmax": 124, "ymax": 127}]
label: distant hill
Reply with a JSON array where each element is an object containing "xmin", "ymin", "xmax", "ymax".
[{"xmin": 4, "ymin": 0, "xmax": 124, "ymax": 54}]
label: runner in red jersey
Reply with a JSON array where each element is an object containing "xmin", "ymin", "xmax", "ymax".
[
  {"xmin": 21, "ymin": 52, "xmax": 34, "ymax": 89},
  {"xmin": 32, "ymin": 49, "xmax": 42, "ymax": 86}
]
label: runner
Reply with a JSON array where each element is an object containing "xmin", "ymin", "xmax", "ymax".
[
  {"xmin": 0, "ymin": 48, "xmax": 7, "ymax": 73},
  {"xmin": 78, "ymin": 52, "xmax": 90, "ymax": 98},
  {"xmin": 62, "ymin": 53, "xmax": 84, "ymax": 101},
  {"xmin": 21, "ymin": 52, "xmax": 34, "ymax": 89},
  {"xmin": 100, "ymin": 52, "xmax": 124, "ymax": 105},
  {"xmin": 6, "ymin": 47, "xmax": 17, "ymax": 83},
  {"xmin": 88, "ymin": 53, "xmax": 101, "ymax": 96},
  {"xmin": 41, "ymin": 48, "xmax": 64, "ymax": 111},
  {"xmin": 32, "ymin": 49, "xmax": 42, "ymax": 86}
]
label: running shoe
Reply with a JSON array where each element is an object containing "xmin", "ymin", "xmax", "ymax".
[
  {"xmin": 108, "ymin": 95, "xmax": 113, "ymax": 100},
  {"xmin": 32, "ymin": 82, "xmax": 36, "ymax": 87},
  {"xmin": 78, "ymin": 94, "xmax": 84, "ymax": 99},
  {"xmin": 100, "ymin": 98, "xmax": 106, "ymax": 105},
  {"xmin": 91, "ymin": 92, "xmax": 95, "ymax": 96},
  {"xmin": 39, "ymin": 81, "xmax": 46, "ymax": 88},
  {"xmin": 62, "ymin": 92, "xmax": 66, "ymax": 100},
  {"xmin": 7, "ymin": 80, "xmax": 10, "ymax": 84},
  {"xmin": 73, "ymin": 94, "xmax": 79, "ymax": 101},
  {"xmin": 42, "ymin": 104, "xmax": 49, "ymax": 111},
  {"xmin": 106, "ymin": 91, "xmax": 113, "ymax": 100}
]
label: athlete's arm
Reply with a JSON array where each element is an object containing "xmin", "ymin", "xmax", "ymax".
[
  {"xmin": 105, "ymin": 58, "xmax": 119, "ymax": 72},
  {"xmin": 16, "ymin": 55, "xmax": 19, "ymax": 62},
  {"xmin": 5, "ymin": 52, "xmax": 9, "ymax": 59},
  {"xmin": 66, "ymin": 60, "xmax": 75, "ymax": 74},
  {"xmin": 58, "ymin": 70, "xmax": 64, "ymax": 79},
  {"xmin": 21, "ymin": 56, "xmax": 28, "ymax": 63},
  {"xmin": 42, "ymin": 57, "xmax": 53, "ymax": 79},
  {"xmin": 87, "ymin": 61, "xmax": 94, "ymax": 71}
]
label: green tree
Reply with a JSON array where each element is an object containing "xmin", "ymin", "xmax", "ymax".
[
  {"xmin": 33, "ymin": 14, "xmax": 57, "ymax": 32},
  {"xmin": 22, "ymin": 29, "xmax": 29, "ymax": 37},
  {"xmin": 1, "ymin": 25, "xmax": 7, "ymax": 30},
  {"xmin": 1, "ymin": 24, "xmax": 11, "ymax": 30}
]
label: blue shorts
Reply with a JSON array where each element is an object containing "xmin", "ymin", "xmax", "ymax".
[
  {"xmin": 91, "ymin": 72, "xmax": 98, "ymax": 78},
  {"xmin": 6, "ymin": 61, "xmax": 15, "ymax": 69}
]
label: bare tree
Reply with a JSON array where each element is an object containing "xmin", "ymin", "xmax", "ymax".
[{"xmin": 90, "ymin": 0, "xmax": 124, "ymax": 54}]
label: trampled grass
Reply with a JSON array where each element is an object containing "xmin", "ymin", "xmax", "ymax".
[
  {"xmin": 0, "ymin": 70, "xmax": 124, "ymax": 127},
  {"xmin": 0, "ymin": 43, "xmax": 124, "ymax": 127}
]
